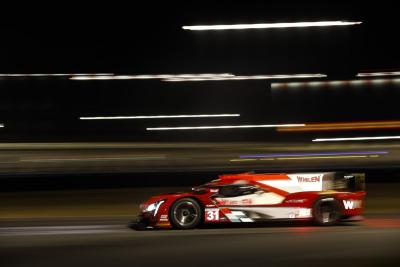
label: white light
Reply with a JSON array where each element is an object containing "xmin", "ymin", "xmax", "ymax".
[
  {"xmin": 0, "ymin": 73, "xmax": 114, "ymax": 77},
  {"xmin": 272, "ymin": 78, "xmax": 400, "ymax": 89},
  {"xmin": 80, "ymin": 114, "xmax": 240, "ymax": 120},
  {"xmin": 313, "ymin": 136, "xmax": 400, "ymax": 142},
  {"xmin": 164, "ymin": 74, "xmax": 326, "ymax": 82},
  {"xmin": 144, "ymin": 200, "xmax": 165, "ymax": 215},
  {"xmin": 0, "ymin": 124, "xmax": 4, "ymax": 128},
  {"xmin": 147, "ymin": 124, "xmax": 305, "ymax": 131},
  {"xmin": 357, "ymin": 72, "xmax": 400, "ymax": 77},
  {"xmin": 70, "ymin": 73, "xmax": 234, "ymax": 80},
  {"xmin": 183, "ymin": 21, "xmax": 362, "ymax": 31}
]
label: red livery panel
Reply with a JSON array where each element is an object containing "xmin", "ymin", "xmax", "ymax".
[{"xmin": 133, "ymin": 172, "xmax": 366, "ymax": 229}]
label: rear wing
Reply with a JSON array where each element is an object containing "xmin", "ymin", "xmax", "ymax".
[{"xmin": 323, "ymin": 172, "xmax": 366, "ymax": 192}]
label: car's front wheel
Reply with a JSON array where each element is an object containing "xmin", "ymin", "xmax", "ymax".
[
  {"xmin": 312, "ymin": 197, "xmax": 342, "ymax": 226},
  {"xmin": 169, "ymin": 198, "xmax": 202, "ymax": 229}
]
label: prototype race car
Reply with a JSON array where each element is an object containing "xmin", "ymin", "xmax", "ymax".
[{"xmin": 133, "ymin": 172, "xmax": 366, "ymax": 229}]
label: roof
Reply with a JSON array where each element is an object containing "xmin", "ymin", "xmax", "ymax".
[{"xmin": 218, "ymin": 172, "xmax": 290, "ymax": 181}]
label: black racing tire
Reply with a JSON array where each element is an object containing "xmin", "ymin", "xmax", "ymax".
[
  {"xmin": 312, "ymin": 197, "xmax": 342, "ymax": 226},
  {"xmin": 169, "ymin": 198, "xmax": 202, "ymax": 229}
]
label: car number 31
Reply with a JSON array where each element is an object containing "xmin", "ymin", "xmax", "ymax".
[{"xmin": 205, "ymin": 208, "xmax": 219, "ymax": 222}]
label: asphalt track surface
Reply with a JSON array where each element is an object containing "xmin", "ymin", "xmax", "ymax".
[{"xmin": 1, "ymin": 216, "xmax": 400, "ymax": 267}]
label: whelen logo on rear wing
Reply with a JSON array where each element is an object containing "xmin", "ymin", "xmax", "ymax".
[{"xmin": 296, "ymin": 175, "xmax": 322, "ymax": 183}]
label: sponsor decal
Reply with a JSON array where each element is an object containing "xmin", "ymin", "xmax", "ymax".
[
  {"xmin": 217, "ymin": 198, "xmax": 253, "ymax": 206},
  {"xmin": 222, "ymin": 210, "xmax": 254, "ymax": 223},
  {"xmin": 159, "ymin": 214, "xmax": 169, "ymax": 221},
  {"xmin": 298, "ymin": 208, "xmax": 311, "ymax": 218},
  {"xmin": 205, "ymin": 208, "xmax": 220, "ymax": 222},
  {"xmin": 343, "ymin": 200, "xmax": 362, "ymax": 209},
  {"xmin": 285, "ymin": 199, "xmax": 307, "ymax": 203},
  {"xmin": 297, "ymin": 175, "xmax": 322, "ymax": 183},
  {"xmin": 289, "ymin": 208, "xmax": 311, "ymax": 218}
]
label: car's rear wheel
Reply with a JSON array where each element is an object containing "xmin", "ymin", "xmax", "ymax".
[
  {"xmin": 169, "ymin": 198, "xmax": 202, "ymax": 229},
  {"xmin": 312, "ymin": 197, "xmax": 342, "ymax": 226}
]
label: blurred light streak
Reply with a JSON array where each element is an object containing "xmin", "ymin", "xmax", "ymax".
[
  {"xmin": 163, "ymin": 74, "xmax": 326, "ymax": 82},
  {"xmin": 277, "ymin": 121, "xmax": 400, "ymax": 132},
  {"xmin": 147, "ymin": 124, "xmax": 305, "ymax": 131},
  {"xmin": 20, "ymin": 156, "xmax": 166, "ymax": 162},
  {"xmin": 357, "ymin": 71, "xmax": 400, "ymax": 77},
  {"xmin": 0, "ymin": 225, "xmax": 119, "ymax": 236},
  {"xmin": 313, "ymin": 136, "xmax": 400, "ymax": 142},
  {"xmin": 0, "ymin": 124, "xmax": 4, "ymax": 128},
  {"xmin": 229, "ymin": 159, "xmax": 257, "ymax": 162},
  {"xmin": 0, "ymin": 73, "xmax": 113, "ymax": 77},
  {"xmin": 230, "ymin": 155, "xmax": 380, "ymax": 162},
  {"xmin": 272, "ymin": 78, "xmax": 400, "ymax": 89},
  {"xmin": 276, "ymin": 155, "xmax": 378, "ymax": 160},
  {"xmin": 80, "ymin": 114, "xmax": 240, "ymax": 120},
  {"xmin": 240, "ymin": 151, "xmax": 388, "ymax": 158},
  {"xmin": 70, "ymin": 73, "xmax": 234, "ymax": 80},
  {"xmin": 183, "ymin": 21, "xmax": 362, "ymax": 31}
]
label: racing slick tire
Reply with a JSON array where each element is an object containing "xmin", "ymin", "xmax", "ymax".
[
  {"xmin": 169, "ymin": 198, "xmax": 202, "ymax": 229},
  {"xmin": 312, "ymin": 197, "xmax": 342, "ymax": 226}
]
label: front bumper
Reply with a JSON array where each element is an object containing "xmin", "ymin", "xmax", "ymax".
[
  {"xmin": 129, "ymin": 212, "xmax": 172, "ymax": 230},
  {"xmin": 128, "ymin": 215, "xmax": 149, "ymax": 230}
]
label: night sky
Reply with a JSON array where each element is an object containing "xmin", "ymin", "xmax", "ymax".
[{"xmin": 0, "ymin": 2, "xmax": 399, "ymax": 142}]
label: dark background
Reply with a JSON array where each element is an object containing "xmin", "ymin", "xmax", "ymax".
[
  {"xmin": 0, "ymin": 2, "xmax": 398, "ymax": 142},
  {"xmin": 0, "ymin": 1, "xmax": 399, "ymax": 190}
]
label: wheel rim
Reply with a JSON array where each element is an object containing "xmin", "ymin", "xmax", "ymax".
[
  {"xmin": 319, "ymin": 202, "xmax": 339, "ymax": 223},
  {"xmin": 173, "ymin": 201, "xmax": 198, "ymax": 227}
]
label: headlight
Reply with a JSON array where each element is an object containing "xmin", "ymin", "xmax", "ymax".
[{"xmin": 144, "ymin": 200, "xmax": 165, "ymax": 215}]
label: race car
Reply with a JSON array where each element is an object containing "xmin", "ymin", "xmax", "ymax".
[{"xmin": 133, "ymin": 172, "xmax": 366, "ymax": 230}]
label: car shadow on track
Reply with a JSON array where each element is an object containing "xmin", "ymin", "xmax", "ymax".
[
  {"xmin": 200, "ymin": 221, "xmax": 360, "ymax": 229},
  {"xmin": 128, "ymin": 220, "xmax": 361, "ymax": 231}
]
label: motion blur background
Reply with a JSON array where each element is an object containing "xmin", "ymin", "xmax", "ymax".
[{"xmin": 1, "ymin": 2, "xmax": 400, "ymax": 267}]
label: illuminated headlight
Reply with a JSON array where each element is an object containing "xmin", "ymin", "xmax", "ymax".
[{"xmin": 144, "ymin": 200, "xmax": 165, "ymax": 215}]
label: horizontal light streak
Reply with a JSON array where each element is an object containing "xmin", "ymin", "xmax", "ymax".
[
  {"xmin": 0, "ymin": 124, "xmax": 4, "ymax": 128},
  {"xmin": 230, "ymin": 155, "xmax": 379, "ymax": 162},
  {"xmin": 278, "ymin": 121, "xmax": 400, "ymax": 132},
  {"xmin": 0, "ymin": 73, "xmax": 113, "ymax": 77},
  {"xmin": 313, "ymin": 136, "xmax": 400, "ymax": 142},
  {"xmin": 276, "ymin": 155, "xmax": 377, "ymax": 160},
  {"xmin": 357, "ymin": 71, "xmax": 400, "ymax": 77},
  {"xmin": 183, "ymin": 21, "xmax": 362, "ymax": 31},
  {"xmin": 230, "ymin": 159, "xmax": 258, "ymax": 162},
  {"xmin": 240, "ymin": 151, "xmax": 388, "ymax": 158},
  {"xmin": 20, "ymin": 156, "xmax": 166, "ymax": 162},
  {"xmin": 70, "ymin": 73, "xmax": 234, "ymax": 80},
  {"xmin": 272, "ymin": 78, "xmax": 400, "ymax": 89},
  {"xmin": 147, "ymin": 124, "xmax": 305, "ymax": 131},
  {"xmin": 163, "ymin": 74, "xmax": 326, "ymax": 82},
  {"xmin": 80, "ymin": 114, "xmax": 240, "ymax": 120}
]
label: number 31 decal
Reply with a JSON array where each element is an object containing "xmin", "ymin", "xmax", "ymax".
[{"xmin": 205, "ymin": 208, "xmax": 219, "ymax": 222}]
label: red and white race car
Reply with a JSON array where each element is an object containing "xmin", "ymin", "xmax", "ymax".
[{"xmin": 133, "ymin": 172, "xmax": 366, "ymax": 229}]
